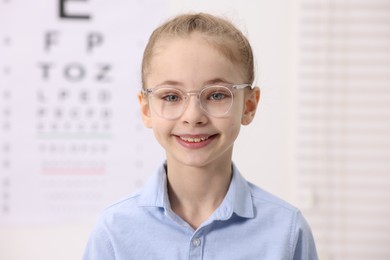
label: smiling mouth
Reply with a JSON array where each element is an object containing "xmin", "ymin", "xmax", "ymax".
[{"xmin": 179, "ymin": 136, "xmax": 210, "ymax": 143}]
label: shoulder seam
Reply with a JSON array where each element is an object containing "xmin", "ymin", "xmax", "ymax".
[
  {"xmin": 250, "ymin": 193, "xmax": 298, "ymax": 213},
  {"xmin": 289, "ymin": 209, "xmax": 299, "ymax": 260}
]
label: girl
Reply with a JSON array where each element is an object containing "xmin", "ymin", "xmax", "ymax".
[{"xmin": 84, "ymin": 13, "xmax": 318, "ymax": 260}]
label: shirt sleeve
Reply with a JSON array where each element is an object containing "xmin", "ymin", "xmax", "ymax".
[
  {"xmin": 291, "ymin": 211, "xmax": 319, "ymax": 260},
  {"xmin": 83, "ymin": 223, "xmax": 116, "ymax": 260}
]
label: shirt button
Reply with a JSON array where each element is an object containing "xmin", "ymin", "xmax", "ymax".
[{"xmin": 192, "ymin": 238, "xmax": 201, "ymax": 247}]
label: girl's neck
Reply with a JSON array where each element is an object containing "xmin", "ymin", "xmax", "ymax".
[{"xmin": 166, "ymin": 161, "xmax": 232, "ymax": 229}]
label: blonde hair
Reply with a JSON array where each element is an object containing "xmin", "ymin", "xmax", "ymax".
[{"xmin": 141, "ymin": 13, "xmax": 254, "ymax": 86}]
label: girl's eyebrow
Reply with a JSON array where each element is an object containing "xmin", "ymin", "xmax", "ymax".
[
  {"xmin": 156, "ymin": 78, "xmax": 232, "ymax": 87},
  {"xmin": 156, "ymin": 80, "xmax": 182, "ymax": 87},
  {"xmin": 205, "ymin": 78, "xmax": 232, "ymax": 85}
]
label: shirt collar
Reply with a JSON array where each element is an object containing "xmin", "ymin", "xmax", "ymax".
[
  {"xmin": 222, "ymin": 162, "xmax": 254, "ymax": 219},
  {"xmin": 138, "ymin": 162, "xmax": 254, "ymax": 220},
  {"xmin": 138, "ymin": 163, "xmax": 169, "ymax": 208}
]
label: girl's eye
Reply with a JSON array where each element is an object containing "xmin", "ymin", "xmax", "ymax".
[
  {"xmin": 162, "ymin": 94, "xmax": 181, "ymax": 102},
  {"xmin": 209, "ymin": 92, "xmax": 226, "ymax": 100},
  {"xmin": 203, "ymin": 86, "xmax": 232, "ymax": 101}
]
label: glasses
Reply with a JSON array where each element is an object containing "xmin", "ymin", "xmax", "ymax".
[{"xmin": 141, "ymin": 83, "xmax": 251, "ymax": 120}]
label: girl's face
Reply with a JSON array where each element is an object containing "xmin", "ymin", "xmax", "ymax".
[{"xmin": 139, "ymin": 33, "xmax": 259, "ymax": 169}]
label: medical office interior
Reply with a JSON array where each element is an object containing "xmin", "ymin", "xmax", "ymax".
[{"xmin": 0, "ymin": 0, "xmax": 389, "ymax": 259}]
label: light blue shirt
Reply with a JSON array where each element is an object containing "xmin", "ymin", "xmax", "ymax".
[{"xmin": 83, "ymin": 162, "xmax": 318, "ymax": 260}]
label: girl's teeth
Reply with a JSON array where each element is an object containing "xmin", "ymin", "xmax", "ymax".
[{"xmin": 180, "ymin": 136, "xmax": 208, "ymax": 143}]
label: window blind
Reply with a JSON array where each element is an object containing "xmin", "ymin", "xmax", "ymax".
[{"xmin": 292, "ymin": 0, "xmax": 390, "ymax": 259}]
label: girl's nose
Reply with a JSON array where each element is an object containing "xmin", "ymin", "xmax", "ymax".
[{"xmin": 180, "ymin": 95, "xmax": 208, "ymax": 125}]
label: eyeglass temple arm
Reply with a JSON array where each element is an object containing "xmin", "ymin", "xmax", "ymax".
[{"xmin": 233, "ymin": 83, "xmax": 252, "ymax": 90}]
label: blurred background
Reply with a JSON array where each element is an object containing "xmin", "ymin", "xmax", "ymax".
[{"xmin": 1, "ymin": 0, "xmax": 389, "ymax": 259}]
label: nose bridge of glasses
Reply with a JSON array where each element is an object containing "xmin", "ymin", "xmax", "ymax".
[
  {"xmin": 183, "ymin": 91, "xmax": 202, "ymax": 105},
  {"xmin": 183, "ymin": 91, "xmax": 201, "ymax": 107},
  {"xmin": 185, "ymin": 90, "xmax": 201, "ymax": 97}
]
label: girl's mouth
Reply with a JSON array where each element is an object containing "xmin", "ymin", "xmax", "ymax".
[
  {"xmin": 179, "ymin": 136, "xmax": 210, "ymax": 143},
  {"xmin": 175, "ymin": 134, "xmax": 216, "ymax": 148}
]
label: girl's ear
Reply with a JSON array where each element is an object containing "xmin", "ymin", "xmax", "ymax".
[
  {"xmin": 241, "ymin": 87, "xmax": 260, "ymax": 125},
  {"xmin": 138, "ymin": 91, "xmax": 153, "ymax": 128}
]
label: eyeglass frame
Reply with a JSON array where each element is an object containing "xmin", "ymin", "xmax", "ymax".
[{"xmin": 141, "ymin": 83, "xmax": 252, "ymax": 120}]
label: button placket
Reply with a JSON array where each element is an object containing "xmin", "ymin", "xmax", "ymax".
[{"xmin": 189, "ymin": 231, "xmax": 204, "ymax": 259}]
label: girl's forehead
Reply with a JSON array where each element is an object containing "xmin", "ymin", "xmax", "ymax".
[{"xmin": 146, "ymin": 35, "xmax": 246, "ymax": 87}]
